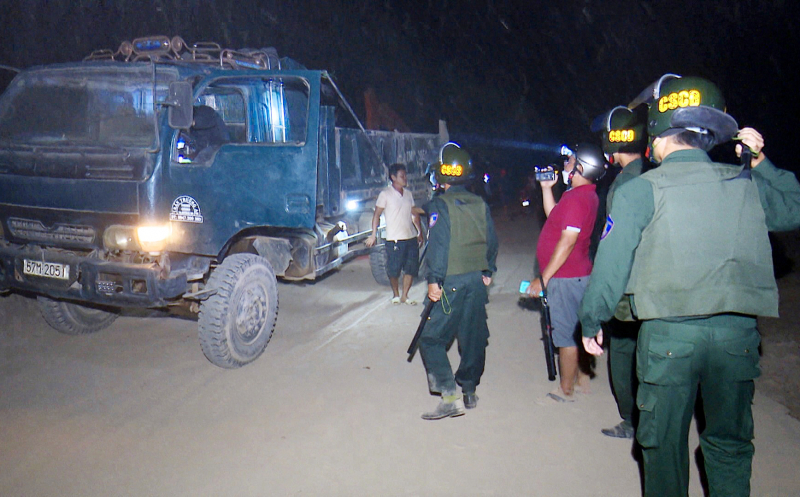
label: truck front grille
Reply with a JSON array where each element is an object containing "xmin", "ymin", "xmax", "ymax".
[{"xmin": 7, "ymin": 217, "xmax": 96, "ymax": 244}]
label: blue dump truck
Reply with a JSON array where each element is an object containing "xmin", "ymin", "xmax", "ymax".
[{"xmin": 0, "ymin": 36, "xmax": 443, "ymax": 368}]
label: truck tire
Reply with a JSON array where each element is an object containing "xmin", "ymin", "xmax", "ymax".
[
  {"xmin": 369, "ymin": 244, "xmax": 391, "ymax": 286},
  {"xmin": 37, "ymin": 296, "xmax": 119, "ymax": 335},
  {"xmin": 370, "ymin": 242, "xmax": 430, "ymax": 286},
  {"xmin": 198, "ymin": 253, "xmax": 278, "ymax": 369}
]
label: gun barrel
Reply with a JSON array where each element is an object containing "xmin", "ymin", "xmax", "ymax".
[
  {"xmin": 539, "ymin": 276, "xmax": 558, "ymax": 381},
  {"xmin": 540, "ymin": 296, "xmax": 558, "ymax": 381}
]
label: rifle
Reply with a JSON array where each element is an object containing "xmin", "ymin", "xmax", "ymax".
[
  {"xmin": 538, "ymin": 276, "xmax": 558, "ymax": 381},
  {"xmin": 407, "ymin": 294, "xmax": 437, "ymax": 362}
]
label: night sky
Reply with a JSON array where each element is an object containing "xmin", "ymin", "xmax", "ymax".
[{"xmin": 1, "ymin": 0, "xmax": 798, "ymax": 172}]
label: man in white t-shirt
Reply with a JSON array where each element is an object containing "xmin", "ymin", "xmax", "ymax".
[{"xmin": 366, "ymin": 163, "xmax": 424, "ymax": 304}]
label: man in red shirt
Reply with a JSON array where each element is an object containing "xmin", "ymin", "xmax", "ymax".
[{"xmin": 528, "ymin": 143, "xmax": 605, "ymax": 401}]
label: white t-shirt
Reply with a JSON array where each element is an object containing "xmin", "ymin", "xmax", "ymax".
[{"xmin": 376, "ymin": 186, "xmax": 417, "ymax": 241}]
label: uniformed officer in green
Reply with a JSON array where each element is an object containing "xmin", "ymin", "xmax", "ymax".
[
  {"xmin": 592, "ymin": 105, "xmax": 650, "ymax": 439},
  {"xmin": 418, "ymin": 142, "xmax": 499, "ymax": 420},
  {"xmin": 579, "ymin": 75, "xmax": 800, "ymax": 496}
]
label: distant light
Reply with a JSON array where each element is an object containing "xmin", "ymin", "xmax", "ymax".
[
  {"xmin": 521, "ymin": 200, "xmax": 530, "ymax": 207},
  {"xmin": 346, "ymin": 200, "xmax": 359, "ymax": 211},
  {"xmin": 483, "ymin": 173, "xmax": 490, "ymax": 183}
]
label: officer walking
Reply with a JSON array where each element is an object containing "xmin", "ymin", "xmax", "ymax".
[
  {"xmin": 418, "ymin": 142, "xmax": 499, "ymax": 420},
  {"xmin": 592, "ymin": 105, "xmax": 650, "ymax": 439},
  {"xmin": 578, "ymin": 75, "xmax": 800, "ymax": 496}
]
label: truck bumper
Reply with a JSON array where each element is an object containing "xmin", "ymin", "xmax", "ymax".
[{"xmin": 0, "ymin": 245, "xmax": 187, "ymax": 307}]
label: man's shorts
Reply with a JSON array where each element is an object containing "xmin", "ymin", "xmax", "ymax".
[
  {"xmin": 385, "ymin": 238, "xmax": 420, "ymax": 278},
  {"xmin": 547, "ymin": 276, "xmax": 590, "ymax": 348}
]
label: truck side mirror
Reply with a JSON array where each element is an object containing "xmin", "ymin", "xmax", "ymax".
[{"xmin": 166, "ymin": 81, "xmax": 193, "ymax": 130}]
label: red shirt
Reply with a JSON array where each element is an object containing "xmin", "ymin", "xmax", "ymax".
[{"xmin": 536, "ymin": 184, "xmax": 598, "ymax": 278}]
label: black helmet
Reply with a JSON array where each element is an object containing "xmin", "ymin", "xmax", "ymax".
[
  {"xmin": 574, "ymin": 143, "xmax": 607, "ymax": 181},
  {"xmin": 434, "ymin": 142, "xmax": 472, "ymax": 185},
  {"xmin": 642, "ymin": 74, "xmax": 738, "ymax": 150}
]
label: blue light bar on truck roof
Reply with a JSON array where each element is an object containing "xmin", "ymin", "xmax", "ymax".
[{"xmin": 132, "ymin": 36, "xmax": 172, "ymax": 56}]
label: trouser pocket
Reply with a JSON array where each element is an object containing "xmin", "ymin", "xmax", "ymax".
[
  {"xmin": 640, "ymin": 333, "xmax": 695, "ymax": 385},
  {"xmin": 718, "ymin": 332, "xmax": 761, "ymax": 381},
  {"xmin": 635, "ymin": 388, "xmax": 659, "ymax": 448}
]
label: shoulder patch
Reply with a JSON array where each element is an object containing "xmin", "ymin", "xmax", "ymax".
[
  {"xmin": 600, "ymin": 215, "xmax": 614, "ymax": 240},
  {"xmin": 429, "ymin": 212, "xmax": 439, "ymax": 228}
]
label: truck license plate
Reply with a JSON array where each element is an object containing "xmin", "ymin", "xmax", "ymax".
[{"xmin": 23, "ymin": 259, "xmax": 70, "ymax": 280}]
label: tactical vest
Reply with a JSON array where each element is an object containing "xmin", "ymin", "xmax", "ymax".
[
  {"xmin": 626, "ymin": 160, "xmax": 778, "ymax": 319},
  {"xmin": 441, "ymin": 190, "xmax": 489, "ymax": 276}
]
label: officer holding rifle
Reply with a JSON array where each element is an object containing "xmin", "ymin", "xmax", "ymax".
[{"xmin": 416, "ymin": 142, "xmax": 498, "ymax": 420}]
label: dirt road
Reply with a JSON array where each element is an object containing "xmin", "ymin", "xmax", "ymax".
[{"xmin": 2, "ymin": 215, "xmax": 799, "ymax": 496}]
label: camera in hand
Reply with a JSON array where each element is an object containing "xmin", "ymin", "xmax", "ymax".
[{"xmin": 535, "ymin": 165, "xmax": 556, "ymax": 182}]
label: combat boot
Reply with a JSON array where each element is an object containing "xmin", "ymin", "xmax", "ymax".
[{"xmin": 421, "ymin": 396, "xmax": 466, "ymax": 420}]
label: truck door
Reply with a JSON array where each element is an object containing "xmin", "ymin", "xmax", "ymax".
[{"xmin": 165, "ymin": 73, "xmax": 320, "ymax": 257}]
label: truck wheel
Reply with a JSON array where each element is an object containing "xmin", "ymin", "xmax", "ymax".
[
  {"xmin": 369, "ymin": 244, "xmax": 391, "ymax": 286},
  {"xmin": 37, "ymin": 296, "xmax": 119, "ymax": 335},
  {"xmin": 198, "ymin": 254, "xmax": 278, "ymax": 369}
]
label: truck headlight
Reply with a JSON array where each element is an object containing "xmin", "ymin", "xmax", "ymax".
[
  {"xmin": 103, "ymin": 226, "xmax": 139, "ymax": 251},
  {"xmin": 136, "ymin": 224, "xmax": 172, "ymax": 253},
  {"xmin": 103, "ymin": 224, "xmax": 172, "ymax": 253}
]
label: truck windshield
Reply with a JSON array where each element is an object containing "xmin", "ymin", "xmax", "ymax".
[{"xmin": 0, "ymin": 65, "xmax": 175, "ymax": 148}]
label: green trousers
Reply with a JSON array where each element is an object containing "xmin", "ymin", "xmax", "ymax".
[
  {"xmin": 418, "ymin": 272, "xmax": 490, "ymax": 396},
  {"xmin": 636, "ymin": 320, "xmax": 760, "ymax": 497},
  {"xmin": 605, "ymin": 318, "xmax": 640, "ymax": 423}
]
